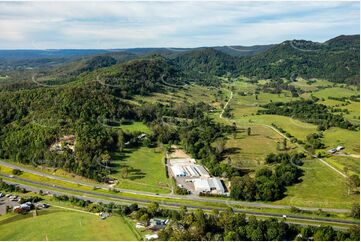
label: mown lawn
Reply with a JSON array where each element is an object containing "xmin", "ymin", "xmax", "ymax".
[
  {"xmin": 0, "ymin": 210, "xmax": 138, "ymax": 241},
  {"xmin": 112, "ymin": 147, "xmax": 171, "ymax": 194},
  {"xmin": 273, "ymin": 159, "xmax": 359, "ymax": 209}
]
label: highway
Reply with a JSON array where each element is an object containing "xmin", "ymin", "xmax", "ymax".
[
  {"xmin": 0, "ymin": 160, "xmax": 350, "ymax": 213},
  {"xmin": 0, "ymin": 173, "xmax": 359, "ymax": 227}
]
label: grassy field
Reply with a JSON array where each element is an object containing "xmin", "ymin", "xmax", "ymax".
[
  {"xmin": 312, "ymin": 87, "xmax": 359, "ymax": 99},
  {"xmin": 273, "ymin": 159, "xmax": 359, "ymax": 209},
  {"xmin": 233, "ymin": 115, "xmax": 318, "ymax": 141},
  {"xmin": 324, "ymin": 156, "xmax": 360, "ymax": 176},
  {"xmin": 112, "ymin": 147, "xmax": 171, "ymax": 194},
  {"xmin": 119, "ymin": 122, "xmax": 152, "ymax": 134},
  {"xmin": 0, "ymin": 210, "xmax": 138, "ymax": 241},
  {"xmin": 220, "ymin": 125, "xmax": 296, "ymax": 169},
  {"xmin": 322, "ymin": 127, "xmax": 360, "ymax": 154},
  {"xmin": 289, "ymin": 78, "xmax": 333, "ymax": 92},
  {"xmin": 343, "ymin": 101, "xmax": 360, "ymax": 123}
]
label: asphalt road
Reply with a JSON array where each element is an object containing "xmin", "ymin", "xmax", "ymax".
[
  {"xmin": 0, "ymin": 160, "xmax": 350, "ymax": 213},
  {"xmin": 1, "ymin": 173, "xmax": 358, "ymax": 227}
]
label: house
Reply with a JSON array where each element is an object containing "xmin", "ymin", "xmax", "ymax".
[
  {"xmin": 336, "ymin": 145, "xmax": 344, "ymax": 151},
  {"xmin": 328, "ymin": 148, "xmax": 337, "ymax": 154},
  {"xmin": 137, "ymin": 133, "xmax": 146, "ymax": 140},
  {"xmin": 149, "ymin": 218, "xmax": 168, "ymax": 229},
  {"xmin": 145, "ymin": 234, "xmax": 159, "ymax": 240},
  {"xmin": 99, "ymin": 212, "xmax": 110, "ymax": 219}
]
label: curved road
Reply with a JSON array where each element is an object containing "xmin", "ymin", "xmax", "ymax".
[
  {"xmin": 0, "ymin": 160, "xmax": 349, "ymax": 213},
  {"xmin": 1, "ymin": 174, "xmax": 358, "ymax": 227}
]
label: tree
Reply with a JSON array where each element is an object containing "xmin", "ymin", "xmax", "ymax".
[
  {"xmin": 215, "ymin": 138, "xmax": 226, "ymax": 155},
  {"xmin": 283, "ymin": 138, "xmax": 287, "ymax": 150},
  {"xmin": 346, "ymin": 174, "xmax": 360, "ymax": 195},
  {"xmin": 12, "ymin": 169, "xmax": 22, "ymax": 176},
  {"xmin": 247, "ymin": 127, "xmax": 251, "ymax": 136},
  {"xmin": 350, "ymin": 203, "xmax": 360, "ymax": 219},
  {"xmin": 119, "ymin": 167, "xmax": 129, "ymax": 179}
]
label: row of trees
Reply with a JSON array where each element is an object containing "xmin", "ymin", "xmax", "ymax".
[{"xmin": 259, "ymin": 100, "xmax": 358, "ymax": 130}]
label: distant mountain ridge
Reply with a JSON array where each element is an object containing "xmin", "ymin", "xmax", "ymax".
[{"xmin": 0, "ymin": 34, "xmax": 359, "ymax": 85}]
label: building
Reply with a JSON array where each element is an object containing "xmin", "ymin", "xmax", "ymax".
[
  {"xmin": 149, "ymin": 218, "xmax": 168, "ymax": 230},
  {"xmin": 170, "ymin": 165, "xmax": 187, "ymax": 177},
  {"xmin": 336, "ymin": 145, "xmax": 344, "ymax": 151},
  {"xmin": 169, "ymin": 158, "xmax": 195, "ymax": 166},
  {"xmin": 145, "ymin": 234, "xmax": 159, "ymax": 240},
  {"xmin": 170, "ymin": 164, "xmax": 210, "ymax": 178},
  {"xmin": 193, "ymin": 177, "xmax": 225, "ymax": 195}
]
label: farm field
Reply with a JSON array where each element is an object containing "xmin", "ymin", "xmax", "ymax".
[
  {"xmin": 324, "ymin": 156, "xmax": 360, "ymax": 176},
  {"xmin": 112, "ymin": 147, "xmax": 171, "ymax": 194},
  {"xmin": 289, "ymin": 78, "xmax": 334, "ymax": 92},
  {"xmin": 322, "ymin": 127, "xmax": 360, "ymax": 155},
  {"xmin": 311, "ymin": 87, "xmax": 359, "ymax": 99},
  {"xmin": 273, "ymin": 159, "xmax": 359, "ymax": 209},
  {"xmin": 233, "ymin": 114, "xmax": 318, "ymax": 141},
  {"xmin": 0, "ymin": 210, "xmax": 138, "ymax": 241},
  {"xmin": 220, "ymin": 125, "xmax": 295, "ymax": 169}
]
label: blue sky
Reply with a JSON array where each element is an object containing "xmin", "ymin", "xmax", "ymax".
[{"xmin": 0, "ymin": 1, "xmax": 359, "ymax": 49}]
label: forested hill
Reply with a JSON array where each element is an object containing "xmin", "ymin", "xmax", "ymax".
[
  {"xmin": 85, "ymin": 55, "xmax": 184, "ymax": 97},
  {"xmin": 173, "ymin": 34, "xmax": 359, "ymax": 85},
  {"xmin": 175, "ymin": 47, "xmax": 240, "ymax": 76},
  {"xmin": 237, "ymin": 34, "xmax": 360, "ymax": 84}
]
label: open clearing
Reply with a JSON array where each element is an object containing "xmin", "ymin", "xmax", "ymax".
[
  {"xmin": 112, "ymin": 147, "xmax": 171, "ymax": 194},
  {"xmin": 234, "ymin": 115, "xmax": 318, "ymax": 141},
  {"xmin": 0, "ymin": 210, "xmax": 138, "ymax": 241},
  {"xmin": 312, "ymin": 87, "xmax": 358, "ymax": 99},
  {"xmin": 119, "ymin": 121, "xmax": 152, "ymax": 134},
  {"xmin": 220, "ymin": 125, "xmax": 296, "ymax": 169},
  {"xmin": 273, "ymin": 159, "xmax": 359, "ymax": 209}
]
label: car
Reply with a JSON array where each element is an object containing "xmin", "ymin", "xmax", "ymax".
[
  {"xmin": 282, "ymin": 215, "xmax": 287, "ymax": 218},
  {"xmin": 0, "ymin": 193, "xmax": 4, "ymax": 198}
]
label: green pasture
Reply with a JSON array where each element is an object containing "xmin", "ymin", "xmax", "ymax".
[
  {"xmin": 112, "ymin": 147, "xmax": 171, "ymax": 194},
  {"xmin": 273, "ymin": 159, "xmax": 359, "ymax": 209},
  {"xmin": 0, "ymin": 210, "xmax": 138, "ymax": 241}
]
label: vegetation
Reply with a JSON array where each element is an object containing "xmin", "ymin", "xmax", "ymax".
[{"xmin": 259, "ymin": 100, "xmax": 358, "ymax": 130}]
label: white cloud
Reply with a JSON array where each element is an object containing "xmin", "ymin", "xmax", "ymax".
[{"xmin": 0, "ymin": 1, "xmax": 358, "ymax": 48}]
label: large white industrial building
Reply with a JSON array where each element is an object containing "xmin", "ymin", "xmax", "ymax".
[
  {"xmin": 193, "ymin": 177, "xmax": 226, "ymax": 195},
  {"xmin": 168, "ymin": 155, "xmax": 227, "ymax": 196}
]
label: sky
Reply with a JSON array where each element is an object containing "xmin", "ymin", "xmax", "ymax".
[{"xmin": 0, "ymin": 1, "xmax": 359, "ymax": 49}]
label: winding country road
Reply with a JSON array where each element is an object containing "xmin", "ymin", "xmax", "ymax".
[{"xmin": 216, "ymin": 87, "xmax": 347, "ymax": 178}]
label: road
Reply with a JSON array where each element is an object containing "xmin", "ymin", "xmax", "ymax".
[
  {"xmin": 220, "ymin": 90, "xmax": 233, "ymax": 118},
  {"xmin": 216, "ymin": 86, "xmax": 347, "ymax": 178},
  {"xmin": 1, "ymin": 174, "xmax": 358, "ymax": 227},
  {"xmin": 0, "ymin": 160, "xmax": 350, "ymax": 213},
  {"xmin": 263, "ymin": 124, "xmax": 347, "ymax": 178}
]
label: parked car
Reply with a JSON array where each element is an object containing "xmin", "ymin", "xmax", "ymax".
[{"xmin": 0, "ymin": 192, "xmax": 4, "ymax": 198}]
